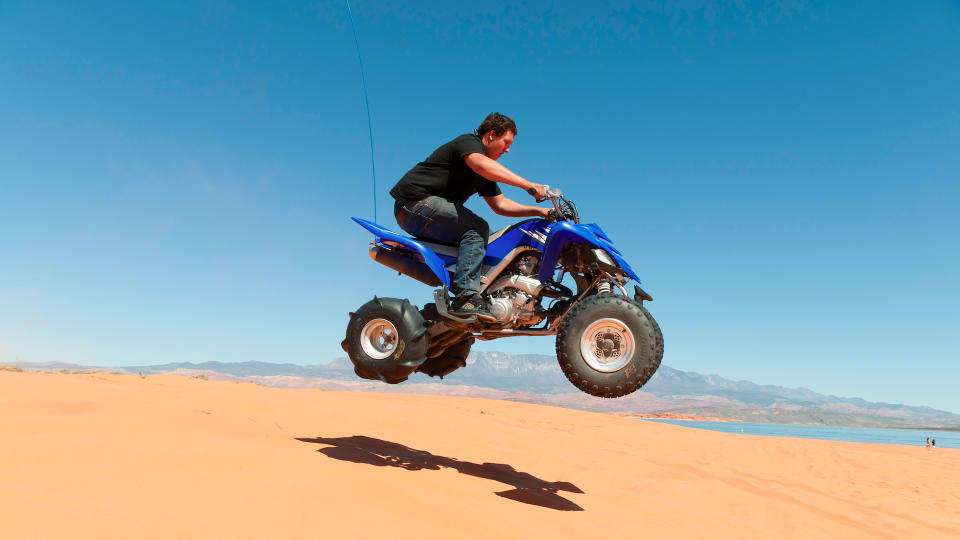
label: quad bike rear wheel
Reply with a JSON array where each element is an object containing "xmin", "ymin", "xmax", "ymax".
[
  {"xmin": 556, "ymin": 293, "xmax": 662, "ymax": 398},
  {"xmin": 342, "ymin": 297, "xmax": 428, "ymax": 384}
]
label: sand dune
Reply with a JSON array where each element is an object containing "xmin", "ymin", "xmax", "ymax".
[{"xmin": 2, "ymin": 371, "xmax": 958, "ymax": 539}]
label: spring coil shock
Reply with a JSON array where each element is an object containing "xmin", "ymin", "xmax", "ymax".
[{"xmin": 597, "ymin": 279, "xmax": 612, "ymax": 294}]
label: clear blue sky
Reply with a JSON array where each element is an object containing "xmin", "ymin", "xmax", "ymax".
[{"xmin": 2, "ymin": 1, "xmax": 958, "ymax": 412}]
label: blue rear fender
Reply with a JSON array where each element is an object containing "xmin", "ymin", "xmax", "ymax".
[
  {"xmin": 538, "ymin": 221, "xmax": 640, "ymax": 283},
  {"xmin": 351, "ymin": 217, "xmax": 451, "ymax": 288}
]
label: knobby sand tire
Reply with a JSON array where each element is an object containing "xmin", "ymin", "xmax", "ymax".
[
  {"xmin": 343, "ymin": 297, "xmax": 427, "ymax": 384},
  {"xmin": 638, "ymin": 304, "xmax": 664, "ymax": 365},
  {"xmin": 555, "ymin": 293, "xmax": 661, "ymax": 398}
]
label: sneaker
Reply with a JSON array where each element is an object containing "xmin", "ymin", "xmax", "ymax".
[{"xmin": 449, "ymin": 293, "xmax": 496, "ymax": 322}]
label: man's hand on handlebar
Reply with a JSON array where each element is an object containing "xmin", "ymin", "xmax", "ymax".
[
  {"xmin": 546, "ymin": 208, "xmax": 564, "ymax": 222},
  {"xmin": 526, "ymin": 183, "xmax": 549, "ymax": 201}
]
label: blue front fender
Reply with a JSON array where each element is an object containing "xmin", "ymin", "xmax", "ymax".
[
  {"xmin": 351, "ymin": 217, "xmax": 451, "ymax": 288},
  {"xmin": 537, "ymin": 221, "xmax": 641, "ymax": 283}
]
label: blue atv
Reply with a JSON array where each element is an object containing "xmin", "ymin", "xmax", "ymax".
[{"xmin": 342, "ymin": 188, "xmax": 663, "ymax": 398}]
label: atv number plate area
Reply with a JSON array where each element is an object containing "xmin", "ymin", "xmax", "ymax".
[{"xmin": 579, "ymin": 318, "xmax": 635, "ymax": 373}]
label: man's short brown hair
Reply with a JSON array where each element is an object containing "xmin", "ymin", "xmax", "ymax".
[{"xmin": 475, "ymin": 112, "xmax": 517, "ymax": 137}]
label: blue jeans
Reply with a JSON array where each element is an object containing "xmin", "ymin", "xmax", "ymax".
[{"xmin": 394, "ymin": 196, "xmax": 489, "ymax": 296}]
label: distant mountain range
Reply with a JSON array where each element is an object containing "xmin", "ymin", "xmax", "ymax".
[{"xmin": 9, "ymin": 352, "xmax": 960, "ymax": 429}]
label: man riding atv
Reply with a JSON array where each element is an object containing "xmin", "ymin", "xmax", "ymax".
[
  {"xmin": 389, "ymin": 112, "xmax": 550, "ymax": 321},
  {"xmin": 348, "ymin": 115, "xmax": 663, "ymax": 396}
]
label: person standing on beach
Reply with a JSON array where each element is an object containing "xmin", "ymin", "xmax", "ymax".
[
  {"xmin": 926, "ymin": 437, "xmax": 931, "ymax": 447},
  {"xmin": 932, "ymin": 438, "xmax": 936, "ymax": 448}
]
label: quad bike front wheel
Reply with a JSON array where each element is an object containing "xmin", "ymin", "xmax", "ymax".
[
  {"xmin": 639, "ymin": 304, "xmax": 664, "ymax": 365},
  {"xmin": 556, "ymin": 293, "xmax": 662, "ymax": 398}
]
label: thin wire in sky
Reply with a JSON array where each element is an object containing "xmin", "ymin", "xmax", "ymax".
[{"xmin": 345, "ymin": 0, "xmax": 377, "ymax": 222}]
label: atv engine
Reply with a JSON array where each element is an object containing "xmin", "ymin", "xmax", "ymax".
[{"xmin": 485, "ymin": 253, "xmax": 544, "ymax": 326}]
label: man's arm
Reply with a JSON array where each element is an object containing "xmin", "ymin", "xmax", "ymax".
[
  {"xmin": 464, "ymin": 153, "xmax": 547, "ymax": 199},
  {"xmin": 484, "ymin": 194, "xmax": 550, "ymax": 218}
]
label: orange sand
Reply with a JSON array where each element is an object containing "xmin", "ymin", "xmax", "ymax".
[{"xmin": 2, "ymin": 371, "xmax": 958, "ymax": 539}]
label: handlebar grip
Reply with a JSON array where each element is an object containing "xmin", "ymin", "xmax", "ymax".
[{"xmin": 527, "ymin": 186, "xmax": 546, "ymax": 203}]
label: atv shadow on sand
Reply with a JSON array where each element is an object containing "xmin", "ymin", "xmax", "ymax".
[{"xmin": 295, "ymin": 435, "xmax": 584, "ymax": 511}]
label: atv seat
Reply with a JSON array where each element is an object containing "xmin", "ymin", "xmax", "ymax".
[
  {"xmin": 414, "ymin": 237, "xmax": 460, "ymax": 258},
  {"xmin": 413, "ymin": 235, "xmax": 458, "ymax": 247},
  {"xmin": 414, "ymin": 226, "xmax": 508, "ymax": 258},
  {"xmin": 414, "ymin": 219, "xmax": 533, "ymax": 249}
]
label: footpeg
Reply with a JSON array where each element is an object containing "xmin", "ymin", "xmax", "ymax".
[{"xmin": 433, "ymin": 289, "xmax": 477, "ymax": 324}]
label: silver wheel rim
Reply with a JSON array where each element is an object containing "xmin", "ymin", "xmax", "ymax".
[
  {"xmin": 579, "ymin": 318, "xmax": 635, "ymax": 373},
  {"xmin": 360, "ymin": 318, "xmax": 398, "ymax": 360}
]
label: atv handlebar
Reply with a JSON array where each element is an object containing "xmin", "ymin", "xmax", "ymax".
[
  {"xmin": 527, "ymin": 186, "xmax": 563, "ymax": 203},
  {"xmin": 527, "ymin": 186, "xmax": 579, "ymax": 224}
]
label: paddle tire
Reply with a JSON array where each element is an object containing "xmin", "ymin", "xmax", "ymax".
[
  {"xmin": 342, "ymin": 297, "xmax": 428, "ymax": 384},
  {"xmin": 556, "ymin": 293, "xmax": 661, "ymax": 398},
  {"xmin": 417, "ymin": 337, "xmax": 474, "ymax": 378}
]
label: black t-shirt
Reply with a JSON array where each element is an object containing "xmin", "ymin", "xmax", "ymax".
[{"xmin": 389, "ymin": 134, "xmax": 502, "ymax": 205}]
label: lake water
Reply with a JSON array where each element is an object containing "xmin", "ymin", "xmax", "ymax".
[{"xmin": 643, "ymin": 419, "xmax": 960, "ymax": 448}]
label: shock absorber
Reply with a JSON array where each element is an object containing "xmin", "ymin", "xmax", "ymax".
[{"xmin": 597, "ymin": 279, "xmax": 612, "ymax": 294}]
